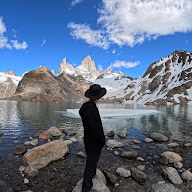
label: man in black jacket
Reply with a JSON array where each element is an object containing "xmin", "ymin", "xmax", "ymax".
[{"xmin": 79, "ymin": 84, "xmax": 107, "ymax": 192}]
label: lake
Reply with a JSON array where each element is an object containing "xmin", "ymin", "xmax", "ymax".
[{"xmin": 0, "ymin": 100, "xmax": 192, "ymax": 191}]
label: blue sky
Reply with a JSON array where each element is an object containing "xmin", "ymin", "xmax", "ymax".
[{"xmin": 0, "ymin": 0, "xmax": 192, "ymax": 78}]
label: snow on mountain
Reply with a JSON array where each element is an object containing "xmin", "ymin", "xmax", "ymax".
[
  {"xmin": 95, "ymin": 50, "xmax": 192, "ymax": 105},
  {"xmin": 0, "ymin": 72, "xmax": 22, "ymax": 98}
]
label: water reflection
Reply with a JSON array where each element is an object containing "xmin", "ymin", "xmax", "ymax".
[{"xmin": 0, "ymin": 100, "xmax": 192, "ymax": 142}]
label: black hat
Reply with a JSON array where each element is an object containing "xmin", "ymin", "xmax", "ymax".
[{"xmin": 85, "ymin": 84, "xmax": 107, "ymax": 100}]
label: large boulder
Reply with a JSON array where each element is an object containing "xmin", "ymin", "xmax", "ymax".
[
  {"xmin": 161, "ymin": 151, "xmax": 182, "ymax": 163},
  {"xmin": 150, "ymin": 132, "xmax": 168, "ymax": 142},
  {"xmin": 23, "ymin": 140, "xmax": 68, "ymax": 177},
  {"xmin": 72, "ymin": 169, "xmax": 110, "ymax": 192}
]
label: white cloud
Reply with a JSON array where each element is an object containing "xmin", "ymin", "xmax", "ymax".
[
  {"xmin": 11, "ymin": 40, "xmax": 28, "ymax": 50},
  {"xmin": 68, "ymin": 0, "xmax": 192, "ymax": 48},
  {"xmin": 67, "ymin": 22, "xmax": 109, "ymax": 50},
  {"xmin": 110, "ymin": 60, "xmax": 140, "ymax": 69},
  {"xmin": 98, "ymin": 65, "xmax": 104, "ymax": 71},
  {"xmin": 71, "ymin": 0, "xmax": 84, "ymax": 6},
  {"xmin": 112, "ymin": 49, "xmax": 115, "ymax": 54},
  {"xmin": 98, "ymin": 0, "xmax": 192, "ymax": 47},
  {"xmin": 41, "ymin": 40, "xmax": 46, "ymax": 47},
  {"xmin": 0, "ymin": 17, "xmax": 11, "ymax": 49},
  {"xmin": 0, "ymin": 17, "xmax": 28, "ymax": 50}
]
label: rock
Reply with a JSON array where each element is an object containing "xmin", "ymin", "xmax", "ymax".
[
  {"xmin": 131, "ymin": 167, "xmax": 147, "ymax": 183},
  {"xmin": 181, "ymin": 170, "xmax": 192, "ymax": 181},
  {"xmin": 34, "ymin": 132, "xmax": 41, "ymax": 137},
  {"xmin": 118, "ymin": 129, "xmax": 127, "ymax": 138},
  {"xmin": 31, "ymin": 139, "xmax": 38, "ymax": 146},
  {"xmin": 172, "ymin": 138, "xmax": 184, "ymax": 142},
  {"xmin": 106, "ymin": 140, "xmax": 123, "ymax": 148},
  {"xmin": 18, "ymin": 166, "xmax": 25, "ymax": 172},
  {"xmin": 137, "ymin": 157, "xmax": 144, "ymax": 161},
  {"xmin": 107, "ymin": 131, "xmax": 115, "ymax": 137},
  {"xmin": 168, "ymin": 143, "xmax": 179, "ymax": 147},
  {"xmin": 103, "ymin": 170, "xmax": 117, "ymax": 185},
  {"xmin": 23, "ymin": 140, "xmax": 69, "ymax": 177},
  {"xmin": 13, "ymin": 146, "xmax": 26, "ymax": 155},
  {"xmin": 184, "ymin": 143, "xmax": 192, "ymax": 147},
  {"xmin": 70, "ymin": 137, "xmax": 77, "ymax": 142},
  {"xmin": 0, "ymin": 122, "xmax": 2, "ymax": 128},
  {"xmin": 64, "ymin": 140, "xmax": 73, "ymax": 145},
  {"xmin": 121, "ymin": 151, "xmax": 138, "ymax": 159},
  {"xmin": 150, "ymin": 132, "xmax": 168, "ymax": 142},
  {"xmin": 24, "ymin": 141, "xmax": 32, "ymax": 146},
  {"xmin": 163, "ymin": 167, "xmax": 183, "ymax": 184},
  {"xmin": 29, "ymin": 137, "xmax": 33, "ymax": 140},
  {"xmin": 144, "ymin": 138, "xmax": 153, "ymax": 143},
  {"xmin": 174, "ymin": 162, "xmax": 183, "ymax": 169},
  {"xmin": 24, "ymin": 166, "xmax": 39, "ymax": 177},
  {"xmin": 24, "ymin": 178, "xmax": 29, "ymax": 184},
  {"xmin": 76, "ymin": 151, "xmax": 86, "ymax": 158},
  {"xmin": 116, "ymin": 167, "xmax": 131, "ymax": 178},
  {"xmin": 133, "ymin": 140, "xmax": 140, "ymax": 144},
  {"xmin": 160, "ymin": 157, "xmax": 168, "ymax": 165},
  {"xmin": 137, "ymin": 165, "xmax": 145, "ymax": 171},
  {"xmin": 161, "ymin": 151, "xmax": 182, "ymax": 163},
  {"xmin": 114, "ymin": 151, "xmax": 119, "ymax": 155},
  {"xmin": 47, "ymin": 126, "xmax": 62, "ymax": 137},
  {"xmin": 0, "ymin": 179, "xmax": 13, "ymax": 192},
  {"xmin": 151, "ymin": 183, "xmax": 182, "ymax": 192},
  {"xmin": 0, "ymin": 130, "xmax": 3, "ymax": 136},
  {"xmin": 39, "ymin": 131, "xmax": 52, "ymax": 140},
  {"xmin": 72, "ymin": 169, "xmax": 110, "ymax": 192}
]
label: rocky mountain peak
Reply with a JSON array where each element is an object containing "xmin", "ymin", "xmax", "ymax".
[
  {"xmin": 3, "ymin": 70, "xmax": 16, "ymax": 76},
  {"xmin": 80, "ymin": 55, "xmax": 97, "ymax": 72},
  {"xmin": 58, "ymin": 58, "xmax": 75, "ymax": 76}
]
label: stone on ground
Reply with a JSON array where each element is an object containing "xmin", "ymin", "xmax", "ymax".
[
  {"xmin": 150, "ymin": 132, "xmax": 168, "ymax": 142},
  {"xmin": 181, "ymin": 170, "xmax": 192, "ymax": 181},
  {"xmin": 121, "ymin": 151, "xmax": 138, "ymax": 159},
  {"xmin": 116, "ymin": 167, "xmax": 131, "ymax": 178},
  {"xmin": 23, "ymin": 140, "xmax": 68, "ymax": 177},
  {"xmin": 107, "ymin": 131, "xmax": 115, "ymax": 137},
  {"xmin": 47, "ymin": 126, "xmax": 62, "ymax": 137},
  {"xmin": 0, "ymin": 130, "xmax": 4, "ymax": 136},
  {"xmin": 13, "ymin": 146, "xmax": 26, "ymax": 155},
  {"xmin": 151, "ymin": 183, "xmax": 182, "ymax": 192},
  {"xmin": 39, "ymin": 131, "xmax": 52, "ymax": 140},
  {"xmin": 144, "ymin": 138, "xmax": 153, "ymax": 143},
  {"xmin": 103, "ymin": 170, "xmax": 117, "ymax": 185},
  {"xmin": 76, "ymin": 151, "xmax": 86, "ymax": 158},
  {"xmin": 163, "ymin": 167, "xmax": 183, "ymax": 184},
  {"xmin": 131, "ymin": 167, "xmax": 147, "ymax": 183},
  {"xmin": 106, "ymin": 140, "xmax": 123, "ymax": 148},
  {"xmin": 161, "ymin": 151, "xmax": 182, "ymax": 163},
  {"xmin": 72, "ymin": 169, "xmax": 110, "ymax": 192},
  {"xmin": 118, "ymin": 129, "xmax": 127, "ymax": 138}
]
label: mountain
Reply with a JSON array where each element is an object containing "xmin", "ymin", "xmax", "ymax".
[
  {"xmin": 0, "ymin": 72, "xmax": 22, "ymax": 98},
  {"xmin": 1, "ymin": 50, "xmax": 191, "ymax": 105},
  {"xmin": 58, "ymin": 56, "xmax": 107, "ymax": 81},
  {"xmin": 96, "ymin": 50, "xmax": 192, "ymax": 105},
  {"xmin": 10, "ymin": 67, "xmax": 89, "ymax": 102}
]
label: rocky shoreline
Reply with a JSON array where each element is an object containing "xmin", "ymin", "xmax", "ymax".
[{"xmin": 0, "ymin": 125, "xmax": 192, "ymax": 192}]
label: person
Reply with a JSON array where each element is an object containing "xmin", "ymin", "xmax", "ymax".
[{"xmin": 79, "ymin": 84, "xmax": 107, "ymax": 192}]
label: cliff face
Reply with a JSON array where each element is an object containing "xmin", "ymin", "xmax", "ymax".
[{"xmin": 10, "ymin": 67, "xmax": 89, "ymax": 102}]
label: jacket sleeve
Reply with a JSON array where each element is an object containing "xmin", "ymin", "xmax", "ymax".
[{"xmin": 86, "ymin": 107, "xmax": 105, "ymax": 145}]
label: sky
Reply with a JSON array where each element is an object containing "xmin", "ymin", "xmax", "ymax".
[{"xmin": 0, "ymin": 0, "xmax": 192, "ymax": 78}]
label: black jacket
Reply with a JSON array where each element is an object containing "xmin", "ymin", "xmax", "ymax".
[{"xmin": 79, "ymin": 101, "xmax": 105, "ymax": 153}]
